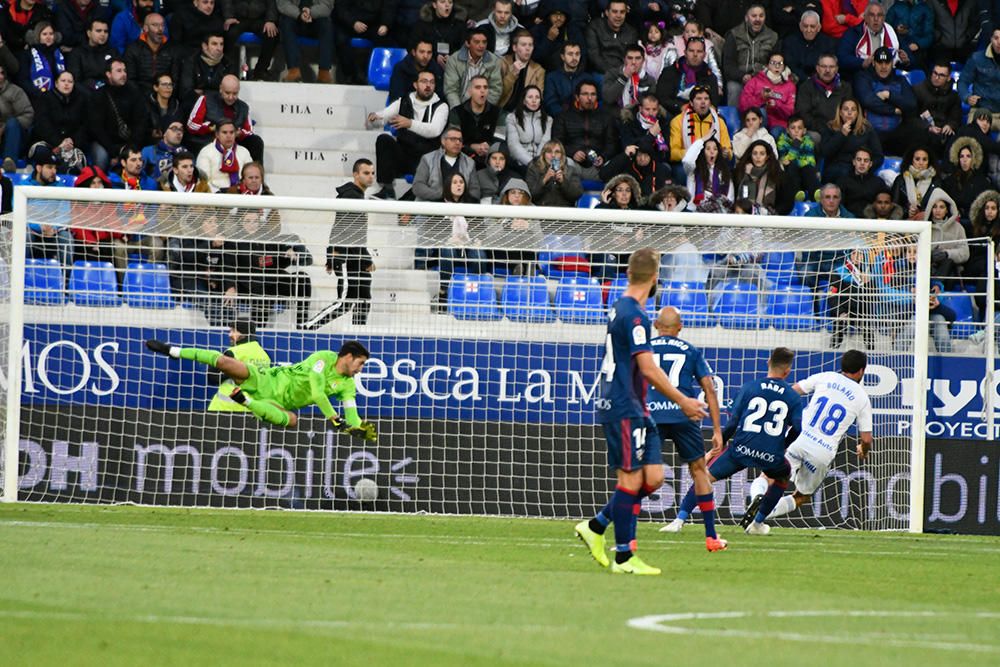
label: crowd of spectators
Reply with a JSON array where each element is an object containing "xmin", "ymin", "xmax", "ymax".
[{"xmin": 5, "ymin": 0, "xmax": 1000, "ymax": 344}]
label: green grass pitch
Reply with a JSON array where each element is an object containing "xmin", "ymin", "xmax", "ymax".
[{"xmin": 1, "ymin": 504, "xmax": 999, "ymax": 666}]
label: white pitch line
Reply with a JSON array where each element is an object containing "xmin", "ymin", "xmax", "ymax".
[
  {"xmin": 628, "ymin": 610, "xmax": 1000, "ymax": 654},
  {"xmin": 2, "ymin": 519, "xmax": 998, "ymax": 558}
]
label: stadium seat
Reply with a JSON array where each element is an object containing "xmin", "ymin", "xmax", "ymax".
[
  {"xmin": 791, "ymin": 201, "xmax": 819, "ymax": 216},
  {"xmin": 350, "ymin": 37, "xmax": 374, "ymax": 49},
  {"xmin": 56, "ymin": 174, "xmax": 76, "ymax": 187},
  {"xmin": 69, "ymin": 260, "xmax": 120, "ymax": 307},
  {"xmin": 581, "ymin": 179, "xmax": 604, "ymax": 191},
  {"xmin": 447, "ymin": 273, "xmax": 500, "ymax": 320},
  {"xmin": 899, "ymin": 69, "xmax": 925, "ymax": 86},
  {"xmin": 576, "ymin": 193, "xmax": 602, "ymax": 208},
  {"xmin": 881, "ymin": 155, "xmax": 902, "ymax": 176},
  {"xmin": 24, "ymin": 257, "xmax": 64, "ymax": 305},
  {"xmin": 767, "ymin": 285, "xmax": 820, "ymax": 330},
  {"xmin": 660, "ymin": 281, "xmax": 710, "ymax": 327},
  {"xmin": 367, "ymin": 47, "xmax": 406, "ymax": 91},
  {"xmin": 762, "ymin": 250, "xmax": 798, "ymax": 286},
  {"xmin": 606, "ymin": 275, "xmax": 656, "ymax": 316},
  {"xmin": 713, "ymin": 281, "xmax": 763, "ymax": 329},
  {"xmin": 502, "ymin": 275, "xmax": 554, "ymax": 322},
  {"xmin": 123, "ymin": 262, "xmax": 175, "ymax": 309},
  {"xmin": 937, "ymin": 292, "xmax": 978, "ymax": 338},
  {"xmin": 718, "ymin": 105, "xmax": 740, "ymax": 132},
  {"xmin": 10, "ymin": 172, "xmax": 35, "ymax": 186},
  {"xmin": 554, "ymin": 276, "xmax": 605, "ymax": 324},
  {"xmin": 538, "ymin": 234, "xmax": 589, "ymax": 278}
]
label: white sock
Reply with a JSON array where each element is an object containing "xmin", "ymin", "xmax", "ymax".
[
  {"xmin": 749, "ymin": 476, "xmax": 768, "ymax": 500},
  {"xmin": 169, "ymin": 346, "xmax": 181, "ymax": 359},
  {"xmin": 767, "ymin": 494, "xmax": 797, "ymax": 519}
]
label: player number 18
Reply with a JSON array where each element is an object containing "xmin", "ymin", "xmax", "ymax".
[{"xmin": 808, "ymin": 396, "xmax": 847, "ymax": 436}]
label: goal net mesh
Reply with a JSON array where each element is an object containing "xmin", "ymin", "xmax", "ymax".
[{"xmin": 4, "ymin": 192, "xmax": 939, "ymax": 530}]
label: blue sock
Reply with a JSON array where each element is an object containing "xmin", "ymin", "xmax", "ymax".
[
  {"xmin": 677, "ymin": 485, "xmax": 697, "ymax": 521},
  {"xmin": 590, "ymin": 500, "xmax": 612, "ymax": 534},
  {"xmin": 697, "ymin": 492, "xmax": 717, "ymax": 539},
  {"xmin": 612, "ymin": 486, "xmax": 638, "ymax": 558},
  {"xmin": 755, "ymin": 481, "xmax": 788, "ymax": 523},
  {"xmin": 630, "ymin": 483, "xmax": 656, "ymax": 541}
]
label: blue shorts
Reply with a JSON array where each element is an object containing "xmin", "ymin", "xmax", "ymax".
[
  {"xmin": 657, "ymin": 421, "xmax": 707, "ymax": 463},
  {"xmin": 602, "ymin": 416, "xmax": 663, "ymax": 472},
  {"xmin": 709, "ymin": 445, "xmax": 791, "ymax": 482}
]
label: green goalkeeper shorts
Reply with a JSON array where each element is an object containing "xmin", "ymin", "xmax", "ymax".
[{"xmin": 239, "ymin": 364, "xmax": 278, "ymax": 400}]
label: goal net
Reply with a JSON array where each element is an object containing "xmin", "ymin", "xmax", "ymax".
[{"xmin": 3, "ymin": 187, "xmax": 933, "ymax": 531}]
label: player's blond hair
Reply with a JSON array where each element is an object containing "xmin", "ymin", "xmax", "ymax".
[{"xmin": 627, "ymin": 248, "xmax": 659, "ymax": 285}]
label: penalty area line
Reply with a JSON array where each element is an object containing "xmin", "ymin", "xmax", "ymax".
[{"xmin": 627, "ymin": 610, "xmax": 1000, "ymax": 654}]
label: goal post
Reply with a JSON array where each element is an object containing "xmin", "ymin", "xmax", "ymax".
[{"xmin": 2, "ymin": 185, "xmax": 932, "ymax": 531}]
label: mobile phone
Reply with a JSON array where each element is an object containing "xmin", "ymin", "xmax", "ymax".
[{"xmin": 551, "ymin": 157, "xmax": 561, "ymax": 170}]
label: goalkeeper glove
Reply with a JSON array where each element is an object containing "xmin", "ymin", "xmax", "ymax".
[{"xmin": 332, "ymin": 417, "xmax": 377, "ymax": 442}]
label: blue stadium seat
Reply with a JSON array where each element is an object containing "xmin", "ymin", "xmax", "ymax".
[
  {"xmin": 576, "ymin": 193, "xmax": 602, "ymax": 208},
  {"xmin": 24, "ymin": 257, "xmax": 64, "ymax": 305},
  {"xmin": 447, "ymin": 273, "xmax": 500, "ymax": 320},
  {"xmin": 367, "ymin": 47, "xmax": 406, "ymax": 91},
  {"xmin": 762, "ymin": 251, "xmax": 798, "ymax": 286},
  {"xmin": 69, "ymin": 260, "xmax": 120, "ymax": 307},
  {"xmin": 881, "ymin": 155, "xmax": 902, "ymax": 177},
  {"xmin": 767, "ymin": 285, "xmax": 820, "ymax": 330},
  {"xmin": 554, "ymin": 276, "xmax": 605, "ymax": 324},
  {"xmin": 11, "ymin": 172, "xmax": 35, "ymax": 186},
  {"xmin": 123, "ymin": 262, "xmax": 174, "ymax": 309},
  {"xmin": 502, "ymin": 275, "xmax": 554, "ymax": 322},
  {"xmin": 718, "ymin": 105, "xmax": 740, "ymax": 132},
  {"xmin": 660, "ymin": 281, "xmax": 710, "ymax": 327},
  {"xmin": 606, "ymin": 275, "xmax": 656, "ymax": 317},
  {"xmin": 937, "ymin": 292, "xmax": 978, "ymax": 338},
  {"xmin": 713, "ymin": 281, "xmax": 763, "ymax": 329},
  {"xmin": 791, "ymin": 201, "xmax": 819, "ymax": 216},
  {"xmin": 350, "ymin": 38, "xmax": 374, "ymax": 49},
  {"xmin": 899, "ymin": 69, "xmax": 925, "ymax": 86},
  {"xmin": 581, "ymin": 179, "xmax": 604, "ymax": 191},
  {"xmin": 538, "ymin": 234, "xmax": 588, "ymax": 278}
]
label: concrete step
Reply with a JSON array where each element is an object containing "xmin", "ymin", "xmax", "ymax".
[
  {"xmin": 263, "ymin": 146, "xmax": 370, "ymax": 177},
  {"xmin": 266, "ymin": 174, "xmax": 350, "ymax": 198},
  {"xmin": 369, "ymin": 244, "xmax": 413, "ymax": 270},
  {"xmin": 251, "ymin": 101, "xmax": 375, "ymax": 130},
  {"xmin": 241, "ymin": 81, "xmax": 387, "ymax": 109},
  {"xmin": 256, "ymin": 127, "xmax": 379, "ymax": 152}
]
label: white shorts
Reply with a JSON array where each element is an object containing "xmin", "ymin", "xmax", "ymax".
[{"xmin": 785, "ymin": 440, "xmax": 832, "ymax": 496}]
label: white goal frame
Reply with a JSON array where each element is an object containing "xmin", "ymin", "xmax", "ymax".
[{"xmin": 2, "ymin": 185, "xmax": 933, "ymax": 532}]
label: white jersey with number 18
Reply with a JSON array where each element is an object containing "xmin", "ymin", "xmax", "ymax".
[{"xmin": 794, "ymin": 371, "xmax": 873, "ymax": 463}]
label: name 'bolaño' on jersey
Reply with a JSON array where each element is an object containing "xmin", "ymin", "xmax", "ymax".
[{"xmin": 796, "ymin": 371, "xmax": 873, "ymax": 458}]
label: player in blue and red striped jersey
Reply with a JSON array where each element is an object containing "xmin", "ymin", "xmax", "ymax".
[
  {"xmin": 575, "ymin": 248, "xmax": 708, "ymax": 575},
  {"xmin": 648, "ymin": 306, "xmax": 727, "ymax": 552},
  {"xmin": 667, "ymin": 347, "xmax": 804, "ymax": 537}
]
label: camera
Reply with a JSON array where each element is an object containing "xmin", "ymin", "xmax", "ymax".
[{"xmin": 586, "ymin": 149, "xmax": 599, "ymax": 165}]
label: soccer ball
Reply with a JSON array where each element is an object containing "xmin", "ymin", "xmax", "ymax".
[{"xmin": 354, "ymin": 478, "xmax": 378, "ymax": 501}]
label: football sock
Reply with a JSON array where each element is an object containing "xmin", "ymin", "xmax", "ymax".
[
  {"xmin": 749, "ymin": 476, "xmax": 769, "ymax": 500},
  {"xmin": 677, "ymin": 485, "xmax": 697, "ymax": 521},
  {"xmin": 696, "ymin": 493, "xmax": 717, "ymax": 539},
  {"xmin": 244, "ymin": 399, "xmax": 291, "ymax": 427},
  {"xmin": 755, "ymin": 480, "xmax": 789, "ymax": 523},
  {"xmin": 178, "ymin": 348, "xmax": 221, "ymax": 366},
  {"xmin": 612, "ymin": 486, "xmax": 638, "ymax": 561},
  {"xmin": 766, "ymin": 493, "xmax": 797, "ymax": 520},
  {"xmin": 590, "ymin": 501, "xmax": 612, "ymax": 535},
  {"xmin": 629, "ymin": 483, "xmax": 656, "ymax": 543}
]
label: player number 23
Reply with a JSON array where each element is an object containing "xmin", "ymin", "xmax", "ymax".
[{"xmin": 742, "ymin": 397, "xmax": 789, "ymax": 436}]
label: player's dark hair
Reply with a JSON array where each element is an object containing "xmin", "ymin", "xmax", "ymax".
[
  {"xmin": 627, "ymin": 248, "xmax": 659, "ymax": 285},
  {"xmin": 769, "ymin": 347, "xmax": 795, "ymax": 369},
  {"xmin": 841, "ymin": 349, "xmax": 867, "ymax": 374},
  {"xmin": 339, "ymin": 340, "xmax": 370, "ymax": 359},
  {"xmin": 352, "ymin": 158, "xmax": 373, "ymax": 173}
]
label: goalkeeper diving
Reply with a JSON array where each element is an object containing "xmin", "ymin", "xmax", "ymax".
[{"xmin": 146, "ymin": 338, "xmax": 377, "ymax": 441}]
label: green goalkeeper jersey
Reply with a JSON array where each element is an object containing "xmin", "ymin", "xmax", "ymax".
[{"xmin": 249, "ymin": 351, "xmax": 361, "ymax": 426}]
